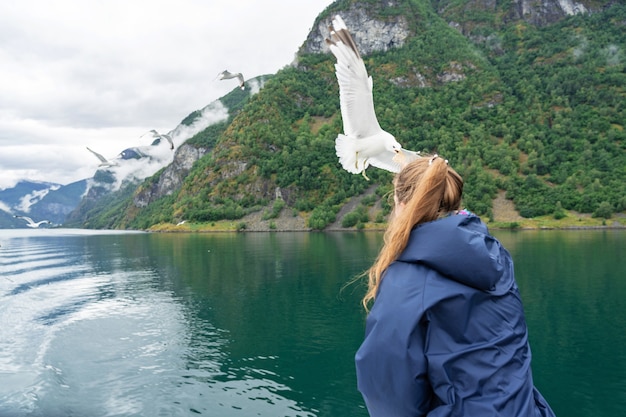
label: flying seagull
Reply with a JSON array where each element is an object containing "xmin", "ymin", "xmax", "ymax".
[
  {"xmin": 86, "ymin": 147, "xmax": 117, "ymax": 167},
  {"xmin": 217, "ymin": 70, "xmax": 245, "ymax": 90},
  {"xmin": 14, "ymin": 215, "xmax": 51, "ymax": 228},
  {"xmin": 326, "ymin": 15, "xmax": 420, "ymax": 180},
  {"xmin": 141, "ymin": 129, "xmax": 174, "ymax": 150}
]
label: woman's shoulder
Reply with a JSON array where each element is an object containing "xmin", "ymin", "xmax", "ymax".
[{"xmin": 401, "ymin": 211, "xmax": 513, "ymax": 294}]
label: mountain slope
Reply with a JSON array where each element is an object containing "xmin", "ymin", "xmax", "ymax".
[{"xmin": 76, "ymin": 0, "xmax": 625, "ymax": 230}]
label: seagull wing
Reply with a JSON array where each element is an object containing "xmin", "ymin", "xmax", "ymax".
[
  {"xmin": 86, "ymin": 147, "xmax": 108, "ymax": 163},
  {"xmin": 218, "ymin": 70, "xmax": 245, "ymax": 89},
  {"xmin": 327, "ymin": 15, "xmax": 384, "ymax": 139},
  {"xmin": 236, "ymin": 73, "xmax": 245, "ymax": 89},
  {"xmin": 15, "ymin": 215, "xmax": 34, "ymax": 224},
  {"xmin": 218, "ymin": 70, "xmax": 238, "ymax": 80},
  {"xmin": 140, "ymin": 129, "xmax": 159, "ymax": 139},
  {"xmin": 372, "ymin": 148, "xmax": 421, "ymax": 172},
  {"xmin": 217, "ymin": 70, "xmax": 229, "ymax": 80},
  {"xmin": 161, "ymin": 134, "xmax": 174, "ymax": 149}
]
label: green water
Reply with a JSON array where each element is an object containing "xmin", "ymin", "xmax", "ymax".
[
  {"xmin": 496, "ymin": 230, "xmax": 626, "ymax": 417},
  {"xmin": 0, "ymin": 229, "xmax": 624, "ymax": 416}
]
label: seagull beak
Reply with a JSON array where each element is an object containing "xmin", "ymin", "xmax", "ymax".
[{"xmin": 392, "ymin": 150, "xmax": 405, "ymax": 166}]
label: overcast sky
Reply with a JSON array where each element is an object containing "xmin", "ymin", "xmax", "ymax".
[{"xmin": 0, "ymin": 0, "xmax": 334, "ymax": 190}]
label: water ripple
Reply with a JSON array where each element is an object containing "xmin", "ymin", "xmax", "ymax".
[{"xmin": 1, "ymin": 230, "xmax": 320, "ymax": 417}]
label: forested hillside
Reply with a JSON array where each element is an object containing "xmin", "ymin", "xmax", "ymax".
[{"xmin": 76, "ymin": 0, "xmax": 625, "ymax": 230}]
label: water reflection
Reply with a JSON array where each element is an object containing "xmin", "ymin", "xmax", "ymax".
[
  {"xmin": 136, "ymin": 231, "xmax": 372, "ymax": 415},
  {"xmin": 493, "ymin": 229, "xmax": 626, "ymax": 417},
  {"xmin": 0, "ymin": 229, "xmax": 322, "ymax": 416}
]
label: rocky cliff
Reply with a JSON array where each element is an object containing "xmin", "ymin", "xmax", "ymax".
[
  {"xmin": 299, "ymin": 0, "xmax": 610, "ymax": 61},
  {"xmin": 435, "ymin": 0, "xmax": 610, "ymax": 33},
  {"xmin": 508, "ymin": 0, "xmax": 591, "ymax": 26},
  {"xmin": 301, "ymin": 2, "xmax": 411, "ymax": 56},
  {"xmin": 133, "ymin": 143, "xmax": 209, "ymax": 208}
]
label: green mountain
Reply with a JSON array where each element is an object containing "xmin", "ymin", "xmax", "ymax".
[{"xmin": 71, "ymin": 0, "xmax": 625, "ymax": 230}]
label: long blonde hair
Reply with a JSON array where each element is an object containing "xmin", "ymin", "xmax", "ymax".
[{"xmin": 362, "ymin": 156, "xmax": 464, "ymax": 310}]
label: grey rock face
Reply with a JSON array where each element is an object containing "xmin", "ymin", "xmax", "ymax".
[
  {"xmin": 509, "ymin": 0, "xmax": 589, "ymax": 26},
  {"xmin": 299, "ymin": 6, "xmax": 411, "ymax": 58},
  {"xmin": 133, "ymin": 144, "xmax": 208, "ymax": 208}
]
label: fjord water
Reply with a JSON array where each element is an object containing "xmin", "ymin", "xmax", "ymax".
[{"xmin": 0, "ymin": 229, "xmax": 624, "ymax": 416}]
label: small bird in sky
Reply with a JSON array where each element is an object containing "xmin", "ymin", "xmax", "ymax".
[
  {"xmin": 86, "ymin": 147, "xmax": 117, "ymax": 167},
  {"xmin": 216, "ymin": 70, "xmax": 245, "ymax": 90},
  {"xmin": 14, "ymin": 215, "xmax": 51, "ymax": 228},
  {"xmin": 326, "ymin": 15, "xmax": 420, "ymax": 180},
  {"xmin": 141, "ymin": 129, "xmax": 174, "ymax": 150}
]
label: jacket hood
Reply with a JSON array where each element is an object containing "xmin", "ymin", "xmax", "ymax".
[{"xmin": 396, "ymin": 214, "xmax": 514, "ymax": 294}]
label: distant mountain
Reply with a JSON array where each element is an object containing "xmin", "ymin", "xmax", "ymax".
[
  {"xmin": 0, "ymin": 180, "xmax": 61, "ymax": 228},
  {"xmin": 0, "ymin": 180, "xmax": 61, "ymax": 209},
  {"xmin": 0, "ymin": 180, "xmax": 88, "ymax": 228},
  {"xmin": 27, "ymin": 179, "xmax": 89, "ymax": 226}
]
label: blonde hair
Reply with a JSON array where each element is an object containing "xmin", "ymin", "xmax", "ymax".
[{"xmin": 362, "ymin": 156, "xmax": 464, "ymax": 310}]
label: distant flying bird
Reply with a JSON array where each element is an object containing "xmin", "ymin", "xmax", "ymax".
[
  {"xmin": 326, "ymin": 15, "xmax": 421, "ymax": 180},
  {"xmin": 86, "ymin": 147, "xmax": 117, "ymax": 167},
  {"xmin": 217, "ymin": 70, "xmax": 245, "ymax": 90},
  {"xmin": 141, "ymin": 129, "xmax": 174, "ymax": 150},
  {"xmin": 14, "ymin": 215, "xmax": 51, "ymax": 228}
]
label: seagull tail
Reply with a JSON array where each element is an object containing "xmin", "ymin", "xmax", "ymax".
[{"xmin": 335, "ymin": 134, "xmax": 364, "ymax": 174}]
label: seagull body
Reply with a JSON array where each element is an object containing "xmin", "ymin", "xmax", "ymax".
[
  {"xmin": 217, "ymin": 70, "xmax": 245, "ymax": 90},
  {"xmin": 142, "ymin": 129, "xmax": 174, "ymax": 150},
  {"xmin": 326, "ymin": 15, "xmax": 420, "ymax": 179},
  {"xmin": 87, "ymin": 147, "xmax": 117, "ymax": 167},
  {"xmin": 14, "ymin": 215, "xmax": 51, "ymax": 228}
]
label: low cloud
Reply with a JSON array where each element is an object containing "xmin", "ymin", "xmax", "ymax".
[
  {"xmin": 86, "ymin": 99, "xmax": 231, "ymax": 194},
  {"xmin": 169, "ymin": 100, "xmax": 230, "ymax": 141},
  {"xmin": 18, "ymin": 186, "xmax": 60, "ymax": 213}
]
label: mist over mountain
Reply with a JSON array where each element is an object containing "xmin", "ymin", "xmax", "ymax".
[{"xmin": 64, "ymin": 76, "xmax": 270, "ymax": 228}]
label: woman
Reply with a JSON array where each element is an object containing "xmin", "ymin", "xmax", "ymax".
[{"xmin": 355, "ymin": 155, "xmax": 555, "ymax": 416}]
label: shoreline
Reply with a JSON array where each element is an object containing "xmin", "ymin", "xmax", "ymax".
[
  {"xmin": 149, "ymin": 218, "xmax": 626, "ymax": 233},
  {"xmin": 146, "ymin": 196, "xmax": 626, "ymax": 233}
]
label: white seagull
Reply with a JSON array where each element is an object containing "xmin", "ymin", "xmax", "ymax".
[
  {"xmin": 86, "ymin": 147, "xmax": 117, "ymax": 167},
  {"xmin": 217, "ymin": 70, "xmax": 245, "ymax": 90},
  {"xmin": 141, "ymin": 129, "xmax": 174, "ymax": 150},
  {"xmin": 14, "ymin": 215, "xmax": 52, "ymax": 228},
  {"xmin": 326, "ymin": 15, "xmax": 420, "ymax": 180}
]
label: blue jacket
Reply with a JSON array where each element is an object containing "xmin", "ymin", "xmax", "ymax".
[{"xmin": 355, "ymin": 214, "xmax": 555, "ymax": 416}]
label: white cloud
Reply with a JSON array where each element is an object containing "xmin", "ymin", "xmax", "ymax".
[
  {"xmin": 0, "ymin": 200, "xmax": 12, "ymax": 214},
  {"xmin": 169, "ymin": 100, "xmax": 230, "ymax": 141},
  {"xmin": 16, "ymin": 186, "xmax": 59, "ymax": 212},
  {"xmin": 0, "ymin": 0, "xmax": 333, "ymax": 190}
]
